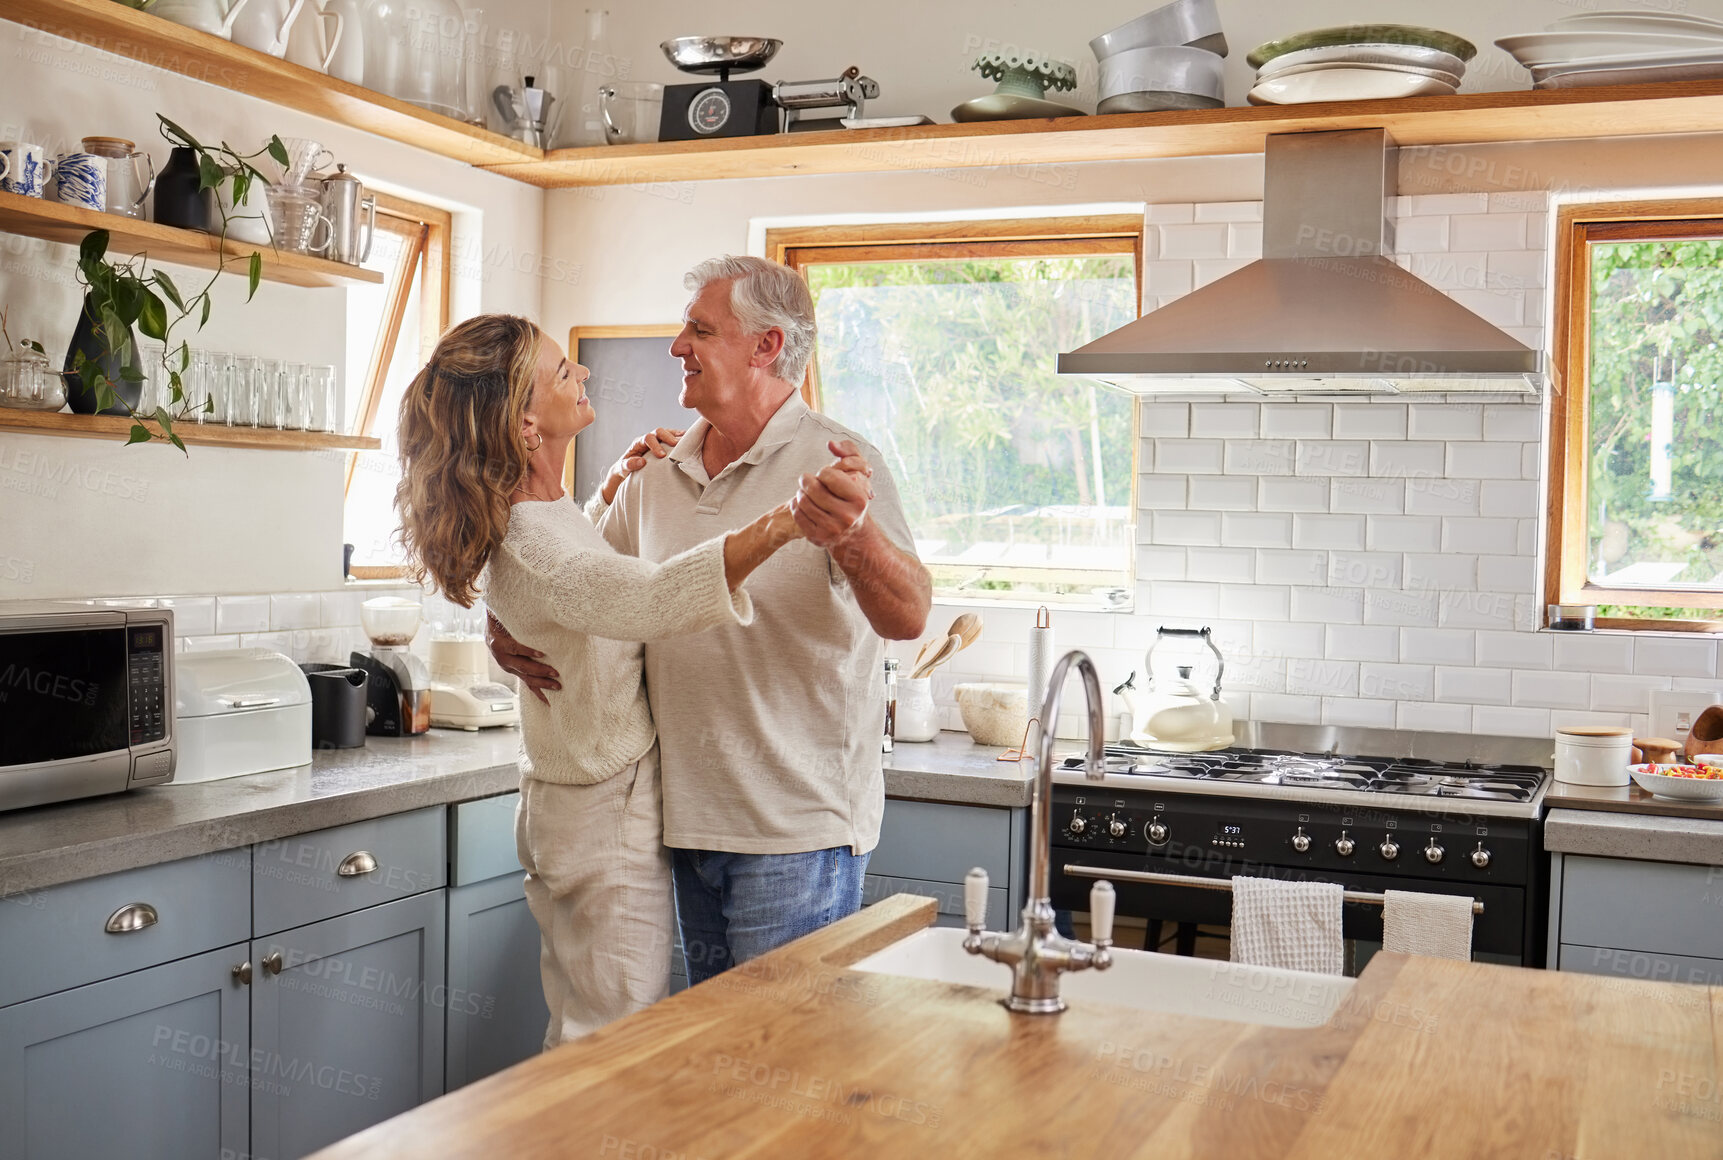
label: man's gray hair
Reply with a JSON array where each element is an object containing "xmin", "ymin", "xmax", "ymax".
[{"xmin": 685, "ymin": 255, "xmax": 817, "ymax": 386}]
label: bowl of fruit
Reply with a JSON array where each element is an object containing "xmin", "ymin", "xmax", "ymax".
[{"xmin": 1629, "ymin": 762, "xmax": 1723, "ymax": 801}]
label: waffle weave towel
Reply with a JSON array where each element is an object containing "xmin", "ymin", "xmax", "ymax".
[
  {"xmin": 1382, "ymin": 889, "xmax": 1474, "ymax": 961},
  {"xmin": 1228, "ymin": 876, "xmax": 1345, "ymax": 975}
]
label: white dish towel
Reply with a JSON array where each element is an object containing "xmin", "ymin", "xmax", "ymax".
[
  {"xmin": 1228, "ymin": 876, "xmax": 1345, "ymax": 975},
  {"xmin": 1382, "ymin": 889, "xmax": 1474, "ymax": 961}
]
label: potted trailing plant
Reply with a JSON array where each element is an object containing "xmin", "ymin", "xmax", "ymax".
[{"xmin": 62, "ymin": 115, "xmax": 287, "ymax": 453}]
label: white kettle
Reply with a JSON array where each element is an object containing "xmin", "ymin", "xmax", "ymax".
[
  {"xmin": 1116, "ymin": 626, "xmax": 1233, "ymax": 752},
  {"xmin": 231, "ymin": 0, "xmax": 308, "ymax": 57}
]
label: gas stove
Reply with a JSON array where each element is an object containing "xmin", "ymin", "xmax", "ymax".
[
  {"xmin": 1057, "ymin": 745, "xmax": 1551, "ymax": 817},
  {"xmin": 1046, "ymin": 724, "xmax": 1554, "ymax": 965}
]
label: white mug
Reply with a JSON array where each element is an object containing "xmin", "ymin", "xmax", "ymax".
[{"xmin": 0, "ymin": 142, "xmax": 55, "ymax": 198}]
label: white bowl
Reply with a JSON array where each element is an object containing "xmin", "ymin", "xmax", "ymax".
[
  {"xmin": 1254, "ymin": 42, "xmax": 1466, "ymax": 79},
  {"xmin": 953, "ymin": 683, "xmax": 1029, "ymax": 748},
  {"xmin": 1247, "ymin": 67, "xmax": 1456, "ymax": 105},
  {"xmin": 1098, "ymin": 45, "xmax": 1225, "ymax": 102},
  {"xmin": 1495, "ymin": 29, "xmax": 1723, "ymax": 70},
  {"xmin": 1089, "ymin": 0, "xmax": 1228, "ymax": 60},
  {"xmin": 1629, "ymin": 763, "xmax": 1723, "ymax": 801}
]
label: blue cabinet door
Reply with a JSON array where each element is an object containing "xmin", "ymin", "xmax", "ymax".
[
  {"xmin": 445, "ymin": 873, "xmax": 548, "ymax": 1089},
  {"xmin": 249, "ymin": 891, "xmax": 447, "ymax": 1160},
  {"xmin": 0, "ymin": 944, "xmax": 250, "ymax": 1160}
]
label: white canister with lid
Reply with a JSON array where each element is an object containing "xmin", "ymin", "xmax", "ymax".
[{"xmin": 1554, "ymin": 726, "xmax": 1632, "ymax": 786}]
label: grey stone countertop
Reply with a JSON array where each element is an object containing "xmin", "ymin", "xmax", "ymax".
[
  {"xmin": 1545, "ymin": 807, "xmax": 1723, "ymax": 866},
  {"xmin": 0, "ymin": 729, "xmax": 1033, "ymax": 896},
  {"xmin": 1545, "ymin": 779, "xmax": 1723, "ymax": 823}
]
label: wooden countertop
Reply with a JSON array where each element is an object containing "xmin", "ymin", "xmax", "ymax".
[{"xmin": 309, "ymin": 896, "xmax": 1723, "ymax": 1159}]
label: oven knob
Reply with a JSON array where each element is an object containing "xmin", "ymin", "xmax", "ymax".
[
  {"xmin": 1146, "ymin": 818, "xmax": 1169, "ymax": 846},
  {"xmin": 1291, "ymin": 827, "xmax": 1311, "ymax": 853},
  {"xmin": 1471, "ymin": 843, "xmax": 1491, "ymax": 869},
  {"xmin": 1379, "ymin": 837, "xmax": 1400, "ymax": 861},
  {"xmin": 1334, "ymin": 832, "xmax": 1356, "ymax": 857},
  {"xmin": 1069, "ymin": 813, "xmax": 1087, "ymax": 835},
  {"xmin": 1108, "ymin": 816, "xmax": 1128, "ymax": 839},
  {"xmin": 1424, "ymin": 840, "xmax": 1446, "ymax": 864}
]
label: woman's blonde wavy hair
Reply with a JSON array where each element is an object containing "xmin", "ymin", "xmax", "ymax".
[{"xmin": 394, "ymin": 313, "xmax": 541, "ymax": 607}]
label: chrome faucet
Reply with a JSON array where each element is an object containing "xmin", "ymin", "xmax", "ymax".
[{"xmin": 963, "ymin": 650, "xmax": 1116, "ymax": 1014}]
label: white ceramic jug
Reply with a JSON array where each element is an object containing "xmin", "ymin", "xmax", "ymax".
[
  {"xmin": 321, "ymin": 0, "xmax": 366, "ymax": 85},
  {"xmin": 231, "ymin": 0, "xmax": 308, "ymax": 57},
  {"xmin": 284, "ymin": 1, "xmax": 343, "ymax": 72},
  {"xmin": 151, "ymin": 0, "xmax": 252, "ymax": 39}
]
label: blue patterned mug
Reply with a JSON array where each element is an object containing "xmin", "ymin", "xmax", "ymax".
[
  {"xmin": 54, "ymin": 152, "xmax": 107, "ymax": 212},
  {"xmin": 0, "ymin": 142, "xmax": 55, "ymax": 198}
]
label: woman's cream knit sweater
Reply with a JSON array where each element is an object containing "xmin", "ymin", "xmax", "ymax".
[{"xmin": 484, "ymin": 496, "xmax": 754, "ymax": 785}]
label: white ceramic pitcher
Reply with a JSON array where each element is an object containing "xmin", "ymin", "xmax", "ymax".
[
  {"xmin": 231, "ymin": 0, "xmax": 308, "ymax": 57},
  {"xmin": 150, "ymin": 0, "xmax": 252, "ymax": 39},
  {"xmin": 283, "ymin": 1, "xmax": 343, "ymax": 72},
  {"xmin": 321, "ymin": 0, "xmax": 366, "ymax": 85}
]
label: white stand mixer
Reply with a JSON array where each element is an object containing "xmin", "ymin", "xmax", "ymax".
[{"xmin": 429, "ymin": 633, "xmax": 520, "ymax": 731}]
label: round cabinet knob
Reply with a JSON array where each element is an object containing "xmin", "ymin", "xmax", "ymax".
[
  {"xmin": 1069, "ymin": 814, "xmax": 1087, "ymax": 835},
  {"xmin": 1108, "ymin": 817, "xmax": 1128, "ymax": 839},
  {"xmin": 1471, "ymin": 843, "xmax": 1492, "ymax": 869},
  {"xmin": 1146, "ymin": 819, "xmax": 1169, "ymax": 846},
  {"xmin": 1334, "ymin": 832, "xmax": 1356, "ymax": 857},
  {"xmin": 1291, "ymin": 827, "xmax": 1311, "ymax": 853},
  {"xmin": 1424, "ymin": 841, "xmax": 1446, "ymax": 864},
  {"xmin": 1379, "ymin": 837, "xmax": 1400, "ymax": 861}
]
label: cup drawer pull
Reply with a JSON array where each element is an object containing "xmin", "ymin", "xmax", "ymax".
[
  {"xmin": 104, "ymin": 902, "xmax": 159, "ymax": 934},
  {"xmin": 338, "ymin": 850, "xmax": 378, "ymax": 877}
]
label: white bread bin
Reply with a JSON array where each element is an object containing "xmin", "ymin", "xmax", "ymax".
[{"xmin": 173, "ymin": 648, "xmax": 311, "ymax": 783}]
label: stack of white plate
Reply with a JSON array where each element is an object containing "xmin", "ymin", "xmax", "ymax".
[
  {"xmin": 1091, "ymin": 0, "xmax": 1228, "ymax": 114},
  {"xmin": 1497, "ymin": 10, "xmax": 1723, "ymax": 89},
  {"xmin": 1246, "ymin": 24, "xmax": 1476, "ymax": 105}
]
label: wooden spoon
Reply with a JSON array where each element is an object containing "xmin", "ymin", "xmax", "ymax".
[
  {"xmin": 947, "ymin": 612, "xmax": 983, "ymax": 653},
  {"xmin": 912, "ymin": 634, "xmax": 962, "ymax": 680}
]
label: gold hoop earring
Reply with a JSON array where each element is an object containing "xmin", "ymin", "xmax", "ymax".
[{"xmin": 524, "ymin": 432, "xmax": 543, "ymax": 453}]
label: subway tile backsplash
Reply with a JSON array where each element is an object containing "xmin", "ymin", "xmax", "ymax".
[{"xmin": 887, "ymin": 193, "xmax": 1722, "ymax": 742}]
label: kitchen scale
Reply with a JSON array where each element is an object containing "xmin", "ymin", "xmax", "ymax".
[{"xmin": 658, "ymin": 36, "xmax": 883, "ymax": 139}]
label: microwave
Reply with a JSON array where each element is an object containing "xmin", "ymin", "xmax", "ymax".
[{"xmin": 0, "ymin": 603, "xmax": 175, "ymax": 812}]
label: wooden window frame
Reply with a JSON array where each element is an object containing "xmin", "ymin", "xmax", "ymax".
[
  {"xmin": 1547, "ymin": 197, "xmax": 1723, "ymax": 632},
  {"xmin": 346, "ymin": 192, "xmax": 452, "ymax": 581},
  {"xmin": 767, "ymin": 215, "xmax": 1145, "ymax": 605}
]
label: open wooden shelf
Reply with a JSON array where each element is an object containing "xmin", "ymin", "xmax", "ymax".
[
  {"xmin": 0, "ymin": 408, "xmax": 381, "ymax": 450},
  {"xmin": 2, "ymin": 0, "xmax": 539, "ymax": 169},
  {"xmin": 485, "ymin": 78, "xmax": 1723, "ymax": 188},
  {"xmin": 0, "ymin": 190, "xmax": 383, "ymax": 288}
]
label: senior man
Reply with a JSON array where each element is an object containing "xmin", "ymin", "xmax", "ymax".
[{"xmin": 491, "ymin": 255, "xmax": 930, "ymax": 984}]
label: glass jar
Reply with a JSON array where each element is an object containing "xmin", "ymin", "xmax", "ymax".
[{"xmin": 0, "ymin": 349, "xmax": 65, "ymax": 411}]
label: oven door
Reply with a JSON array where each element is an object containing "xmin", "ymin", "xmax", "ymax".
[{"xmin": 1051, "ymin": 846, "xmax": 1530, "ymax": 965}]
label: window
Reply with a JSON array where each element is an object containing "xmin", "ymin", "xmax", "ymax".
[
  {"xmin": 772, "ymin": 218, "xmax": 1142, "ymax": 608},
  {"xmin": 342, "ymin": 194, "xmax": 451, "ymax": 578},
  {"xmin": 1549, "ymin": 201, "xmax": 1723, "ymax": 630}
]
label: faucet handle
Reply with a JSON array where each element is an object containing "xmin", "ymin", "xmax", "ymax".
[
  {"xmin": 964, "ymin": 867, "xmax": 989, "ymax": 931},
  {"xmin": 1089, "ymin": 880, "xmax": 1115, "ymax": 948}
]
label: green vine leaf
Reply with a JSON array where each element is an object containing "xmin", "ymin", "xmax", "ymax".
[
  {"xmin": 169, "ymin": 431, "xmax": 187, "ymax": 455},
  {"xmin": 157, "ymin": 115, "xmax": 195, "ymax": 148},
  {"xmin": 126, "ymin": 425, "xmax": 152, "ymax": 445},
  {"xmin": 139, "ymin": 291, "xmax": 168, "ymax": 341},
  {"xmin": 267, "ymin": 136, "xmax": 289, "ymax": 169},
  {"xmin": 247, "ymin": 253, "xmax": 262, "ymax": 301},
  {"xmin": 79, "ymin": 230, "xmax": 110, "ymax": 265},
  {"xmin": 153, "ymin": 270, "xmax": 184, "ymax": 312},
  {"xmin": 197, "ymin": 153, "xmax": 223, "ymax": 193},
  {"xmin": 198, "ymin": 295, "xmax": 211, "ymax": 328}
]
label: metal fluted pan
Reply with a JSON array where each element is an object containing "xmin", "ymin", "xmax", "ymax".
[{"xmin": 660, "ymin": 36, "xmax": 783, "ymax": 75}]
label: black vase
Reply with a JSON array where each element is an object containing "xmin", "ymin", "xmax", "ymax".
[
  {"xmin": 154, "ymin": 146, "xmax": 209, "ymax": 231},
  {"xmin": 64, "ymin": 294, "xmax": 141, "ymax": 416}
]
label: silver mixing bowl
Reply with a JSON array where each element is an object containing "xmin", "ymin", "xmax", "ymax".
[{"xmin": 660, "ymin": 36, "xmax": 783, "ymax": 77}]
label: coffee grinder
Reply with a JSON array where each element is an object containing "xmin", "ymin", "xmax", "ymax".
[{"xmin": 352, "ymin": 597, "xmax": 431, "ymax": 737}]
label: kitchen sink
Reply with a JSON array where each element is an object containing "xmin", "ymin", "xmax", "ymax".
[{"xmin": 850, "ymin": 926, "xmax": 1354, "ymax": 1028}]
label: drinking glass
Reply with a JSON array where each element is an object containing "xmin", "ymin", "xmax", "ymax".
[
  {"xmin": 306, "ymin": 364, "xmax": 337, "ymax": 433},
  {"xmin": 134, "ymin": 342, "xmax": 164, "ymax": 416},
  {"xmin": 257, "ymin": 358, "xmax": 281, "ymax": 429},
  {"xmin": 229, "ymin": 355, "xmax": 260, "ymax": 426},
  {"xmin": 279, "ymin": 360, "xmax": 307, "ymax": 430},
  {"xmin": 203, "ymin": 351, "xmax": 233, "ymax": 425}
]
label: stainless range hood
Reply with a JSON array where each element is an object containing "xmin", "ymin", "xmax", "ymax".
[{"xmin": 1059, "ymin": 128, "xmax": 1542, "ymax": 395}]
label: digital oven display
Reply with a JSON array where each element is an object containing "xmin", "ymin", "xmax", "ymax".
[{"xmin": 0, "ymin": 628, "xmax": 129, "ymax": 765}]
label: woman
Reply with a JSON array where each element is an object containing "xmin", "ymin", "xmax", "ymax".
[{"xmin": 393, "ymin": 314, "xmax": 856, "ymax": 1047}]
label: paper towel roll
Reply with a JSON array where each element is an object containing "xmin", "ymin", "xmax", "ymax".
[{"xmin": 1026, "ymin": 606, "xmax": 1053, "ymax": 748}]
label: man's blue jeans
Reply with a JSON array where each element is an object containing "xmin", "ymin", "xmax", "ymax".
[{"xmin": 671, "ymin": 846, "xmax": 870, "ymax": 984}]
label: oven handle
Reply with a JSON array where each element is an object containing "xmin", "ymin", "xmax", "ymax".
[{"xmin": 1060, "ymin": 864, "xmax": 1484, "ymax": 915}]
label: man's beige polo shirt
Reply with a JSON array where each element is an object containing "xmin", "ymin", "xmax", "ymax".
[{"xmin": 597, "ymin": 392, "xmax": 918, "ymax": 855}]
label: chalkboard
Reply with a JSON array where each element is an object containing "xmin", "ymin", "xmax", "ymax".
[{"xmin": 566, "ymin": 326, "xmax": 693, "ymax": 503}]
